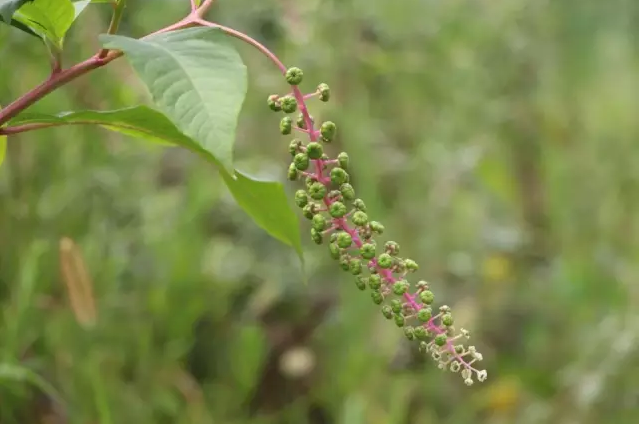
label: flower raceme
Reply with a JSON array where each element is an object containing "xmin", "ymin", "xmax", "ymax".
[{"xmin": 271, "ymin": 67, "xmax": 487, "ymax": 385}]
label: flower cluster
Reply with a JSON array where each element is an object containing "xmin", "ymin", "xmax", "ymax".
[{"xmin": 269, "ymin": 67, "xmax": 487, "ymax": 385}]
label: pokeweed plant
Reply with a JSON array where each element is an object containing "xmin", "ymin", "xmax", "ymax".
[{"xmin": 0, "ymin": 0, "xmax": 487, "ymax": 384}]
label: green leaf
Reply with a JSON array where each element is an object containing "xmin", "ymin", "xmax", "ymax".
[
  {"xmin": 99, "ymin": 27, "xmax": 247, "ymax": 175},
  {"xmin": 8, "ymin": 107, "xmax": 304, "ymax": 258},
  {"xmin": 8, "ymin": 106, "xmax": 201, "ymax": 149},
  {"xmin": 221, "ymin": 170, "xmax": 303, "ymax": 259},
  {"xmin": 14, "ymin": 0, "xmax": 75, "ymax": 49},
  {"xmin": 0, "ymin": 0, "xmax": 33, "ymax": 22}
]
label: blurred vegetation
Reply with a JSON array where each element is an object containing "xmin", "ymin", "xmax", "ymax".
[{"xmin": 0, "ymin": 0, "xmax": 638, "ymax": 423}]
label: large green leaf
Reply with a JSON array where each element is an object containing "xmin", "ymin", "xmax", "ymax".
[
  {"xmin": 221, "ymin": 170, "xmax": 304, "ymax": 260},
  {"xmin": 8, "ymin": 107, "xmax": 303, "ymax": 257},
  {"xmin": 0, "ymin": 0, "xmax": 33, "ymax": 22},
  {"xmin": 0, "ymin": 0, "xmax": 39, "ymax": 38},
  {"xmin": 100, "ymin": 28, "xmax": 247, "ymax": 175},
  {"xmin": 13, "ymin": 0, "xmax": 75, "ymax": 48}
]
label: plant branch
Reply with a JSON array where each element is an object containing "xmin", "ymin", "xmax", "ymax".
[
  {"xmin": 195, "ymin": 0, "xmax": 217, "ymax": 18},
  {"xmin": 0, "ymin": 122, "xmax": 61, "ymax": 135},
  {"xmin": 98, "ymin": 0, "xmax": 128, "ymax": 58},
  {"xmin": 194, "ymin": 18, "xmax": 286, "ymax": 73},
  {"xmin": 0, "ymin": 17, "xmax": 194, "ymax": 128}
]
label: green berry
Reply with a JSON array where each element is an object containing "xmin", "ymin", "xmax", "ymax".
[
  {"xmin": 311, "ymin": 228, "xmax": 322, "ymax": 244},
  {"xmin": 308, "ymin": 182, "xmax": 327, "ymax": 200},
  {"xmin": 420, "ymin": 290, "xmax": 434, "ymax": 304},
  {"xmin": 285, "ymin": 67, "xmax": 303, "ymax": 85},
  {"xmin": 339, "ymin": 254, "xmax": 350, "ymax": 271},
  {"xmin": 390, "ymin": 299, "xmax": 402, "ymax": 314},
  {"xmin": 394, "ymin": 314, "xmax": 405, "ymax": 328},
  {"xmin": 418, "ymin": 308, "xmax": 432, "ymax": 322},
  {"xmin": 369, "ymin": 221, "xmax": 384, "ymax": 234},
  {"xmin": 267, "ymin": 94, "xmax": 281, "ymax": 111},
  {"xmin": 340, "ymin": 183, "xmax": 355, "ymax": 200},
  {"xmin": 414, "ymin": 326, "xmax": 428, "ymax": 338},
  {"xmin": 320, "ymin": 121, "xmax": 337, "ymax": 142},
  {"xmin": 359, "ymin": 227, "xmax": 372, "ymax": 240},
  {"xmin": 306, "ymin": 142, "xmax": 323, "ymax": 159},
  {"xmin": 349, "ymin": 259, "xmax": 362, "ymax": 275},
  {"xmin": 368, "ymin": 273, "xmax": 381, "ymax": 290},
  {"xmin": 302, "ymin": 203, "xmax": 316, "ymax": 219},
  {"xmin": 355, "ymin": 276, "xmax": 367, "ymax": 291},
  {"xmin": 294, "ymin": 190, "xmax": 308, "ymax": 208},
  {"xmin": 294, "ymin": 153, "xmax": 309, "ymax": 170},
  {"xmin": 280, "ymin": 117, "xmax": 292, "ymax": 134},
  {"xmin": 336, "ymin": 152, "xmax": 349, "ymax": 169},
  {"xmin": 330, "ymin": 201, "xmax": 347, "ymax": 218},
  {"xmin": 441, "ymin": 313, "xmax": 454, "ymax": 326},
  {"xmin": 336, "ymin": 231, "xmax": 353, "ymax": 249},
  {"xmin": 377, "ymin": 253, "xmax": 393, "ymax": 269},
  {"xmin": 280, "ymin": 95, "xmax": 297, "ymax": 113},
  {"xmin": 317, "ymin": 83, "xmax": 330, "ymax": 102},
  {"xmin": 287, "ymin": 163, "xmax": 298, "ymax": 181},
  {"xmin": 455, "ymin": 344, "xmax": 465, "ymax": 354},
  {"xmin": 305, "ymin": 176, "xmax": 316, "ymax": 189},
  {"xmin": 435, "ymin": 334, "xmax": 447, "ymax": 347},
  {"xmin": 404, "ymin": 326, "xmax": 415, "ymax": 340},
  {"xmin": 312, "ymin": 214, "xmax": 327, "ymax": 232},
  {"xmin": 360, "ymin": 243, "xmax": 376, "ymax": 260},
  {"xmin": 385, "ymin": 241, "xmax": 400, "ymax": 255},
  {"xmin": 392, "ymin": 280, "xmax": 409, "ymax": 296},
  {"xmin": 405, "ymin": 258, "xmax": 419, "ymax": 272},
  {"xmin": 330, "ymin": 168, "xmax": 349, "ymax": 185},
  {"xmin": 381, "ymin": 305, "xmax": 393, "ymax": 319},
  {"xmin": 289, "ymin": 139, "xmax": 303, "ymax": 156},
  {"xmin": 352, "ymin": 211, "xmax": 369, "ymax": 226},
  {"xmin": 329, "ymin": 243, "xmax": 340, "ymax": 260},
  {"xmin": 371, "ymin": 291, "xmax": 384, "ymax": 305},
  {"xmin": 353, "ymin": 199, "xmax": 367, "ymax": 212},
  {"xmin": 296, "ymin": 113, "xmax": 305, "ymax": 129}
]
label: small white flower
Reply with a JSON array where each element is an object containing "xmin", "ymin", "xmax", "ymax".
[
  {"xmin": 464, "ymin": 378, "xmax": 474, "ymax": 386},
  {"xmin": 461, "ymin": 369, "xmax": 472, "ymax": 380},
  {"xmin": 474, "ymin": 352, "xmax": 483, "ymax": 361},
  {"xmin": 477, "ymin": 369, "xmax": 488, "ymax": 382}
]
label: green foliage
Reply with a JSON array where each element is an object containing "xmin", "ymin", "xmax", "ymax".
[
  {"xmin": 0, "ymin": 0, "xmax": 637, "ymax": 423},
  {"xmin": 100, "ymin": 28, "xmax": 247, "ymax": 175},
  {"xmin": 13, "ymin": 0, "xmax": 76, "ymax": 48},
  {"xmin": 9, "ymin": 107, "xmax": 303, "ymax": 257},
  {"xmin": 220, "ymin": 170, "xmax": 303, "ymax": 259},
  {"xmin": 0, "ymin": 0, "xmax": 33, "ymax": 22}
]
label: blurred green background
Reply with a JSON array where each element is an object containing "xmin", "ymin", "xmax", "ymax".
[{"xmin": 0, "ymin": 0, "xmax": 638, "ymax": 423}]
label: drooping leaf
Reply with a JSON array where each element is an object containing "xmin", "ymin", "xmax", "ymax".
[
  {"xmin": 0, "ymin": 16, "xmax": 40, "ymax": 38},
  {"xmin": 0, "ymin": 0, "xmax": 33, "ymax": 22},
  {"xmin": 221, "ymin": 170, "xmax": 303, "ymax": 260},
  {"xmin": 100, "ymin": 27, "xmax": 247, "ymax": 174},
  {"xmin": 13, "ymin": 0, "xmax": 75, "ymax": 49},
  {"xmin": 8, "ymin": 106, "xmax": 202, "ymax": 150},
  {"xmin": 8, "ymin": 107, "xmax": 304, "ymax": 257},
  {"xmin": 0, "ymin": 0, "xmax": 39, "ymax": 38}
]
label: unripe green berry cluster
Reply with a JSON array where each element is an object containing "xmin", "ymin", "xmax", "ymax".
[{"xmin": 268, "ymin": 67, "xmax": 486, "ymax": 385}]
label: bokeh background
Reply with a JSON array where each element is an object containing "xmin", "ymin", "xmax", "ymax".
[{"xmin": 0, "ymin": 0, "xmax": 638, "ymax": 423}]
